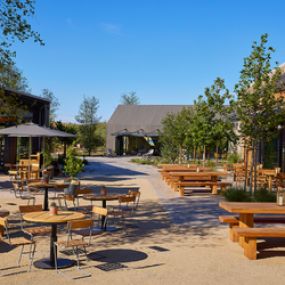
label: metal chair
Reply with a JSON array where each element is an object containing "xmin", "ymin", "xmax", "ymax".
[
  {"xmin": 18, "ymin": 205, "xmax": 51, "ymax": 240},
  {"xmin": 0, "ymin": 217, "xmax": 36, "ymax": 271}
]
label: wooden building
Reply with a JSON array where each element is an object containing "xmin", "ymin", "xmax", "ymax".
[{"xmin": 0, "ymin": 88, "xmax": 50, "ymax": 165}]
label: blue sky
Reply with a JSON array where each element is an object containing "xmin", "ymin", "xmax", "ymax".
[{"xmin": 13, "ymin": 0, "xmax": 285, "ymax": 122}]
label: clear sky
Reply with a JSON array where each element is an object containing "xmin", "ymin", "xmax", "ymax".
[{"xmin": 13, "ymin": 0, "xmax": 285, "ymax": 122}]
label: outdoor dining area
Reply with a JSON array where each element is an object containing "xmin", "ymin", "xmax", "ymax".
[{"xmin": 0, "ymin": 168, "xmax": 141, "ymax": 274}]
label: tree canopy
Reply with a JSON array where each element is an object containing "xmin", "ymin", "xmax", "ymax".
[{"xmin": 121, "ymin": 91, "xmax": 140, "ymax": 105}]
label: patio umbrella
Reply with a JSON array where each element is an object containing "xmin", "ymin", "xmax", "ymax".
[{"xmin": 0, "ymin": 122, "xmax": 75, "ymax": 161}]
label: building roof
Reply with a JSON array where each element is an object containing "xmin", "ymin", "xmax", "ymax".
[
  {"xmin": 108, "ymin": 105, "xmax": 192, "ymax": 133},
  {"xmin": 2, "ymin": 87, "xmax": 50, "ymax": 104}
]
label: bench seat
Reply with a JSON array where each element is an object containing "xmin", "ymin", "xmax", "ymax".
[{"xmin": 234, "ymin": 227, "xmax": 285, "ymax": 260}]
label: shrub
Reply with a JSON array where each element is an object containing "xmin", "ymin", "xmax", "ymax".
[
  {"xmin": 223, "ymin": 188, "xmax": 252, "ymax": 202},
  {"xmin": 227, "ymin": 152, "xmax": 242, "ymax": 164},
  {"xmin": 64, "ymin": 145, "xmax": 84, "ymax": 178},
  {"xmin": 206, "ymin": 160, "xmax": 216, "ymax": 170},
  {"xmin": 253, "ymin": 188, "xmax": 276, "ymax": 202}
]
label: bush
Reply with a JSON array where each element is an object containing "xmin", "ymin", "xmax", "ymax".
[
  {"xmin": 205, "ymin": 160, "xmax": 216, "ymax": 170},
  {"xmin": 227, "ymin": 152, "xmax": 242, "ymax": 164},
  {"xmin": 223, "ymin": 187, "xmax": 277, "ymax": 202},
  {"xmin": 253, "ymin": 188, "xmax": 276, "ymax": 202},
  {"xmin": 223, "ymin": 188, "xmax": 252, "ymax": 202}
]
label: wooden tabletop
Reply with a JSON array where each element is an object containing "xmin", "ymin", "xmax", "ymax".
[
  {"xmin": 169, "ymin": 171, "xmax": 228, "ymax": 177},
  {"xmin": 219, "ymin": 201, "xmax": 285, "ymax": 214},
  {"xmin": 23, "ymin": 211, "xmax": 85, "ymax": 224},
  {"xmin": 83, "ymin": 194, "xmax": 122, "ymax": 201},
  {"xmin": 28, "ymin": 181, "xmax": 69, "ymax": 189}
]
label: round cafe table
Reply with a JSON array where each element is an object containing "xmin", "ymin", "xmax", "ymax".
[
  {"xmin": 83, "ymin": 194, "xmax": 121, "ymax": 230},
  {"xmin": 28, "ymin": 181, "xmax": 69, "ymax": 211},
  {"xmin": 23, "ymin": 211, "xmax": 85, "ymax": 269}
]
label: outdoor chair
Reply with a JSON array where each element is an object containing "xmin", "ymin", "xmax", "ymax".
[
  {"xmin": 92, "ymin": 206, "xmax": 108, "ymax": 230},
  {"xmin": 128, "ymin": 190, "xmax": 141, "ymax": 210},
  {"xmin": 11, "ymin": 179, "xmax": 36, "ymax": 205},
  {"xmin": 0, "ymin": 217, "xmax": 36, "ymax": 271},
  {"xmin": 18, "ymin": 205, "xmax": 51, "ymax": 240},
  {"xmin": 53, "ymin": 219, "xmax": 93, "ymax": 273},
  {"xmin": 108, "ymin": 195, "xmax": 136, "ymax": 227}
]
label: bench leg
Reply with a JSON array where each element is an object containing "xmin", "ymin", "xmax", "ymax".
[
  {"xmin": 179, "ymin": 186, "xmax": 185, "ymax": 196},
  {"xmin": 229, "ymin": 225, "xmax": 239, "ymax": 242},
  {"xmin": 211, "ymin": 185, "xmax": 218, "ymax": 195},
  {"xmin": 243, "ymin": 237, "xmax": 257, "ymax": 260}
]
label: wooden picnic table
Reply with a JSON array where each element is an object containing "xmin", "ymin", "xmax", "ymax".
[
  {"xmin": 219, "ymin": 201, "xmax": 285, "ymax": 245},
  {"xmin": 169, "ymin": 171, "xmax": 228, "ymax": 195}
]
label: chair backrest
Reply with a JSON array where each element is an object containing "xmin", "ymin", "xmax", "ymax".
[
  {"xmin": 0, "ymin": 217, "xmax": 10, "ymax": 241},
  {"xmin": 67, "ymin": 219, "xmax": 93, "ymax": 230},
  {"xmin": 119, "ymin": 195, "xmax": 136, "ymax": 204},
  {"xmin": 92, "ymin": 206, "xmax": 107, "ymax": 217},
  {"xmin": 19, "ymin": 204, "xmax": 42, "ymax": 213},
  {"xmin": 76, "ymin": 188, "xmax": 93, "ymax": 195},
  {"xmin": 128, "ymin": 190, "xmax": 141, "ymax": 208}
]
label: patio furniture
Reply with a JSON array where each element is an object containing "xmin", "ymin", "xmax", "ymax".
[
  {"xmin": 19, "ymin": 205, "xmax": 51, "ymax": 239},
  {"xmin": 11, "ymin": 179, "xmax": 36, "ymax": 205},
  {"xmin": 0, "ymin": 217, "xmax": 36, "ymax": 271},
  {"xmin": 54, "ymin": 219, "xmax": 94, "ymax": 272},
  {"xmin": 23, "ymin": 210, "xmax": 85, "ymax": 269},
  {"xmin": 83, "ymin": 194, "xmax": 121, "ymax": 230},
  {"xmin": 219, "ymin": 201, "xmax": 285, "ymax": 259},
  {"xmin": 28, "ymin": 180, "xmax": 69, "ymax": 211},
  {"xmin": 168, "ymin": 171, "xmax": 230, "ymax": 196}
]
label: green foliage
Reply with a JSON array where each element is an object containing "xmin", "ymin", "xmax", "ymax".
[
  {"xmin": 121, "ymin": 91, "xmax": 139, "ymax": 105},
  {"xmin": 223, "ymin": 187, "xmax": 276, "ymax": 202},
  {"xmin": 0, "ymin": 0, "xmax": 44, "ymax": 66},
  {"xmin": 64, "ymin": 145, "xmax": 84, "ymax": 178},
  {"xmin": 223, "ymin": 188, "xmax": 252, "ymax": 202},
  {"xmin": 253, "ymin": 188, "xmax": 276, "ymax": 202},
  {"xmin": 41, "ymin": 89, "xmax": 60, "ymax": 123},
  {"xmin": 205, "ymin": 160, "xmax": 216, "ymax": 170},
  {"xmin": 235, "ymin": 33, "xmax": 285, "ymax": 192},
  {"xmin": 227, "ymin": 152, "xmax": 242, "ymax": 164},
  {"xmin": 160, "ymin": 108, "xmax": 193, "ymax": 163},
  {"xmin": 75, "ymin": 96, "xmax": 100, "ymax": 156}
]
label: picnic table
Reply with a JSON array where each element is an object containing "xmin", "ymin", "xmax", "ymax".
[{"xmin": 169, "ymin": 171, "xmax": 229, "ymax": 195}]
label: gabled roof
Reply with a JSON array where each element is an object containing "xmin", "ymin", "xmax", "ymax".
[
  {"xmin": 108, "ymin": 105, "xmax": 192, "ymax": 132},
  {"xmin": 1, "ymin": 87, "xmax": 50, "ymax": 104}
]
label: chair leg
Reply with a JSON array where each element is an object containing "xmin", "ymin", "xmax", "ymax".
[
  {"xmin": 29, "ymin": 243, "xmax": 36, "ymax": 271},
  {"xmin": 18, "ymin": 245, "xmax": 24, "ymax": 266},
  {"xmin": 72, "ymin": 247, "xmax": 80, "ymax": 269}
]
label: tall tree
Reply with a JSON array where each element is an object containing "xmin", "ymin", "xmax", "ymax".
[
  {"xmin": 75, "ymin": 96, "xmax": 100, "ymax": 156},
  {"xmin": 41, "ymin": 89, "xmax": 59, "ymax": 123},
  {"xmin": 121, "ymin": 91, "xmax": 140, "ymax": 105},
  {"xmin": 0, "ymin": 63, "xmax": 29, "ymax": 91},
  {"xmin": 235, "ymin": 33, "xmax": 285, "ymax": 192},
  {"xmin": 0, "ymin": 0, "xmax": 44, "ymax": 66}
]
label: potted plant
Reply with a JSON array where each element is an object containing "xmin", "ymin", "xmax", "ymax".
[
  {"xmin": 64, "ymin": 145, "xmax": 84, "ymax": 196},
  {"xmin": 50, "ymin": 202, "xmax": 58, "ymax": 215}
]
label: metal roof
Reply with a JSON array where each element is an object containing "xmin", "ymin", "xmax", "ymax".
[{"xmin": 108, "ymin": 105, "xmax": 192, "ymax": 132}]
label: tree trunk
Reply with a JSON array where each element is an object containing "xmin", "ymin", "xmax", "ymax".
[
  {"xmin": 216, "ymin": 145, "xmax": 219, "ymax": 163},
  {"xmin": 193, "ymin": 146, "xmax": 196, "ymax": 162},
  {"xmin": 253, "ymin": 141, "xmax": 258, "ymax": 193},
  {"xmin": 178, "ymin": 145, "xmax": 183, "ymax": 164},
  {"xmin": 249, "ymin": 141, "xmax": 255, "ymax": 195},
  {"xmin": 244, "ymin": 146, "xmax": 248, "ymax": 192},
  {"xmin": 203, "ymin": 145, "xmax": 206, "ymax": 167}
]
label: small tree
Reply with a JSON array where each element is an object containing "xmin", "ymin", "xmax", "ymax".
[
  {"xmin": 41, "ymin": 89, "xmax": 60, "ymax": 123},
  {"xmin": 64, "ymin": 145, "xmax": 84, "ymax": 178},
  {"xmin": 205, "ymin": 77, "xmax": 236, "ymax": 160},
  {"xmin": 190, "ymin": 96, "xmax": 213, "ymax": 162},
  {"xmin": 121, "ymin": 91, "xmax": 140, "ymax": 105},
  {"xmin": 75, "ymin": 96, "xmax": 100, "ymax": 156},
  {"xmin": 235, "ymin": 34, "xmax": 285, "ymax": 193},
  {"xmin": 160, "ymin": 108, "xmax": 192, "ymax": 163}
]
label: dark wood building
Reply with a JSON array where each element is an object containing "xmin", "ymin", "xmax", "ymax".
[{"xmin": 0, "ymin": 88, "xmax": 50, "ymax": 165}]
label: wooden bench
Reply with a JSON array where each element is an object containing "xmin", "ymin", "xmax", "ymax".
[
  {"xmin": 178, "ymin": 181, "xmax": 232, "ymax": 196},
  {"xmin": 234, "ymin": 227, "xmax": 285, "ymax": 260},
  {"xmin": 219, "ymin": 215, "xmax": 285, "ymax": 243},
  {"xmin": 219, "ymin": 215, "xmax": 239, "ymax": 242}
]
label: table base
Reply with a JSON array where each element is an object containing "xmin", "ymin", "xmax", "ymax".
[{"xmin": 34, "ymin": 258, "xmax": 75, "ymax": 269}]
